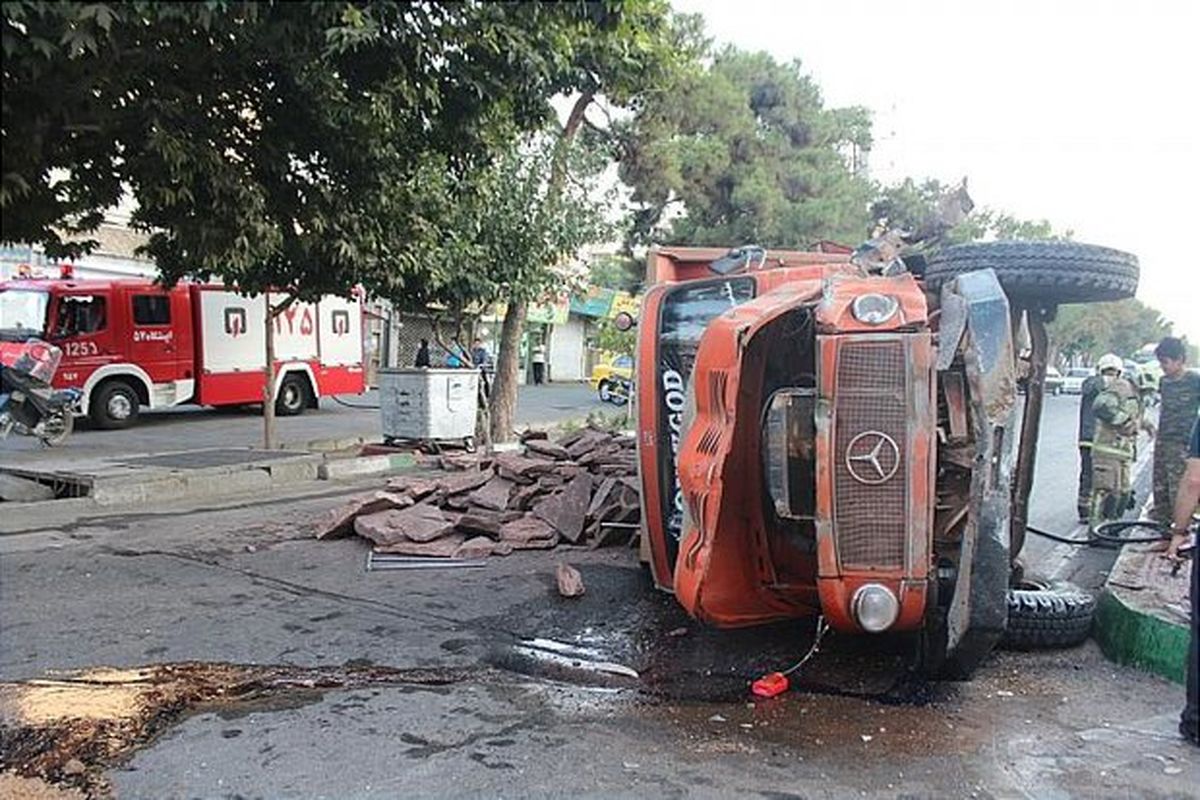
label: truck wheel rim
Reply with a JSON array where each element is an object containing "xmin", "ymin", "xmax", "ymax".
[
  {"xmin": 108, "ymin": 394, "xmax": 132, "ymax": 419},
  {"xmin": 282, "ymin": 385, "xmax": 300, "ymax": 408}
]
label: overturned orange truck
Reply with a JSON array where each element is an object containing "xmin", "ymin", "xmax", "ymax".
[{"xmin": 631, "ymin": 242, "xmax": 1138, "ymax": 675}]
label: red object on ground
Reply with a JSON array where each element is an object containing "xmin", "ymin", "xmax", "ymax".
[{"xmin": 751, "ymin": 671, "xmax": 790, "ymax": 698}]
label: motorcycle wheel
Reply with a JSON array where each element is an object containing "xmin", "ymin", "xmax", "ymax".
[{"xmin": 39, "ymin": 410, "xmax": 74, "ymax": 447}]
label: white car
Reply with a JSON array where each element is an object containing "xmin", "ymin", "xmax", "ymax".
[
  {"xmin": 1060, "ymin": 366, "xmax": 1093, "ymax": 394},
  {"xmin": 1044, "ymin": 366, "xmax": 1064, "ymax": 395}
]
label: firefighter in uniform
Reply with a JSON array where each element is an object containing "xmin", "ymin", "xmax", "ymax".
[
  {"xmin": 1077, "ymin": 368, "xmax": 1105, "ymax": 522},
  {"xmin": 1088, "ymin": 353, "xmax": 1148, "ymax": 527}
]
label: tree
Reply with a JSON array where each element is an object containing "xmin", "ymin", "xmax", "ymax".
[
  {"xmin": 2, "ymin": 2, "xmax": 614, "ymax": 446},
  {"xmin": 593, "ymin": 317, "xmax": 636, "ymax": 358},
  {"xmin": 870, "ymin": 178, "xmax": 1071, "ymax": 245},
  {"xmin": 485, "ymin": 0, "xmax": 694, "ymax": 442},
  {"xmin": 618, "ymin": 46, "xmax": 876, "ymax": 249},
  {"xmin": 1048, "ymin": 299, "xmax": 1172, "ymax": 366},
  {"xmin": 588, "ymin": 253, "xmax": 643, "ymax": 294}
]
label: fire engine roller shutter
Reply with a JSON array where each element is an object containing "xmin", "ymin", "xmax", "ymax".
[{"xmin": 833, "ymin": 338, "xmax": 907, "ymax": 570}]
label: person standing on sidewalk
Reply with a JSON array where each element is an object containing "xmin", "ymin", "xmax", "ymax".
[
  {"xmin": 1153, "ymin": 337, "xmax": 1200, "ymax": 525},
  {"xmin": 531, "ymin": 339, "xmax": 547, "ymax": 385},
  {"xmin": 471, "ymin": 338, "xmax": 492, "ymax": 399},
  {"xmin": 1162, "ymin": 416, "xmax": 1199, "ymax": 746},
  {"xmin": 414, "ymin": 339, "xmax": 431, "ymax": 368},
  {"xmin": 1077, "ymin": 365, "xmax": 1105, "ymax": 522}
]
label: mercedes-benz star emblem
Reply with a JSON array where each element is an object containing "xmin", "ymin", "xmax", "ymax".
[{"xmin": 845, "ymin": 430, "xmax": 900, "ymax": 485}]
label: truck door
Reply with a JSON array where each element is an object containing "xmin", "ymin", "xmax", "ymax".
[
  {"xmin": 49, "ymin": 290, "xmax": 115, "ymax": 387},
  {"xmin": 128, "ymin": 287, "xmax": 186, "ymax": 385}
]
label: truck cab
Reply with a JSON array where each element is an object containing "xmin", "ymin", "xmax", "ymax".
[
  {"xmin": 1, "ymin": 277, "xmax": 195, "ymax": 426},
  {"xmin": 633, "ymin": 241, "xmax": 1139, "ymax": 676}
]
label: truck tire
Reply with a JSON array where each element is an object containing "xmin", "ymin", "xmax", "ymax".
[
  {"xmin": 924, "ymin": 241, "xmax": 1138, "ymax": 305},
  {"xmin": 275, "ymin": 373, "xmax": 310, "ymax": 417},
  {"xmin": 90, "ymin": 379, "xmax": 141, "ymax": 429},
  {"xmin": 1002, "ymin": 580, "xmax": 1095, "ymax": 650}
]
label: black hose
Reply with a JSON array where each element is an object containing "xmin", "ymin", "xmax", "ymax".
[
  {"xmin": 1025, "ymin": 519, "xmax": 1170, "ymax": 547},
  {"xmin": 1025, "ymin": 525, "xmax": 1091, "ymax": 545},
  {"xmin": 329, "ymin": 395, "xmax": 380, "ymax": 410},
  {"xmin": 1090, "ymin": 519, "xmax": 1171, "ymax": 544}
]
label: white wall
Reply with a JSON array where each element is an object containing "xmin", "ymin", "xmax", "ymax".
[
  {"xmin": 0, "ymin": 245, "xmax": 155, "ymax": 281},
  {"xmin": 548, "ymin": 315, "xmax": 587, "ymax": 382}
]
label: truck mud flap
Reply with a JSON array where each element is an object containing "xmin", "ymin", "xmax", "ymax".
[{"xmin": 940, "ymin": 269, "xmax": 1018, "ymax": 670}]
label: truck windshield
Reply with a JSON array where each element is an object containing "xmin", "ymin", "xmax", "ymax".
[
  {"xmin": 0, "ymin": 289, "xmax": 49, "ymax": 340},
  {"xmin": 654, "ymin": 276, "xmax": 757, "ymax": 566}
]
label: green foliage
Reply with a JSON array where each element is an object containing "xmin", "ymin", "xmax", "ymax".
[
  {"xmin": 1048, "ymin": 299, "xmax": 1172, "ymax": 364},
  {"xmin": 618, "ymin": 47, "xmax": 876, "ymax": 248},
  {"xmin": 588, "ymin": 253, "xmax": 643, "ymax": 292},
  {"xmin": 461, "ymin": 0, "xmax": 685, "ymax": 309},
  {"xmin": 1, "ymin": 1, "xmax": 627, "ymax": 301},
  {"xmin": 871, "ymin": 178, "xmax": 1070, "ymax": 245},
  {"xmin": 408, "ymin": 130, "xmax": 614, "ymax": 315},
  {"xmin": 593, "ymin": 318, "xmax": 637, "ymax": 356}
]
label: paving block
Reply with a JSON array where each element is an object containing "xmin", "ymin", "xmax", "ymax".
[
  {"xmin": 183, "ymin": 469, "xmax": 273, "ymax": 499},
  {"xmin": 264, "ymin": 458, "xmax": 321, "ymax": 484},
  {"xmin": 90, "ymin": 475, "xmax": 188, "ymax": 506}
]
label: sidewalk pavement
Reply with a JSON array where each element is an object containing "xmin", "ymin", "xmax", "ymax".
[
  {"xmin": 1095, "ymin": 543, "xmax": 1192, "ymax": 684},
  {"xmin": 0, "ymin": 410, "xmax": 627, "ymax": 534}
]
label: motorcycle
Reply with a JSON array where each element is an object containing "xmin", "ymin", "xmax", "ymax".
[
  {"xmin": 0, "ymin": 340, "xmax": 81, "ymax": 447},
  {"xmin": 602, "ymin": 376, "xmax": 633, "ymax": 406}
]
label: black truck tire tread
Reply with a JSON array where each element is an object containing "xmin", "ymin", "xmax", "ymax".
[
  {"xmin": 1002, "ymin": 581, "xmax": 1095, "ymax": 650},
  {"xmin": 925, "ymin": 241, "xmax": 1138, "ymax": 305}
]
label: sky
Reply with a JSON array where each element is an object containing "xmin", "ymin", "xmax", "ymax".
[{"xmin": 673, "ymin": 0, "xmax": 1199, "ymax": 341}]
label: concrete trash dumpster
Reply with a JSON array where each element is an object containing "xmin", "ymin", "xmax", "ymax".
[{"xmin": 378, "ymin": 368, "xmax": 479, "ymax": 449}]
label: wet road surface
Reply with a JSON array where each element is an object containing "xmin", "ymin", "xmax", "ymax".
[{"xmin": 1, "ymin": 477, "xmax": 1193, "ymax": 798}]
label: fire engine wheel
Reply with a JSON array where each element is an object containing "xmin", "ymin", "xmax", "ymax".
[
  {"xmin": 598, "ymin": 380, "xmax": 613, "ymax": 403},
  {"xmin": 90, "ymin": 380, "xmax": 141, "ymax": 430},
  {"xmin": 925, "ymin": 241, "xmax": 1139, "ymax": 305},
  {"xmin": 1001, "ymin": 579, "xmax": 1095, "ymax": 650},
  {"xmin": 274, "ymin": 374, "xmax": 310, "ymax": 417}
]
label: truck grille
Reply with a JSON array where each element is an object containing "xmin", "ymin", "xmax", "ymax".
[{"xmin": 833, "ymin": 340, "xmax": 908, "ymax": 569}]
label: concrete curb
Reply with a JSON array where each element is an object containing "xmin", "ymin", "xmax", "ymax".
[
  {"xmin": 1093, "ymin": 546, "xmax": 1190, "ymax": 685},
  {"xmin": 317, "ymin": 452, "xmax": 417, "ymax": 480},
  {"xmin": 87, "ymin": 454, "xmax": 323, "ymax": 506},
  {"xmin": 1095, "ymin": 591, "xmax": 1188, "ymax": 684}
]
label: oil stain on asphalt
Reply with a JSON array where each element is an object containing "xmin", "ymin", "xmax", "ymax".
[{"xmin": 0, "ymin": 661, "xmax": 480, "ymax": 798}]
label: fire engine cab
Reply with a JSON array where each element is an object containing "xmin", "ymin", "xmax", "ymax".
[{"xmin": 0, "ymin": 272, "xmax": 365, "ymax": 429}]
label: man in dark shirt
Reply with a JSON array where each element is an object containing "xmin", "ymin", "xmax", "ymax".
[
  {"xmin": 1154, "ymin": 337, "xmax": 1200, "ymax": 525},
  {"xmin": 1077, "ymin": 368, "xmax": 1104, "ymax": 522},
  {"xmin": 1163, "ymin": 417, "xmax": 1199, "ymax": 746}
]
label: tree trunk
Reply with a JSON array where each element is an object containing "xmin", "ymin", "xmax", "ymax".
[
  {"xmin": 490, "ymin": 299, "xmax": 526, "ymax": 442},
  {"xmin": 263, "ymin": 293, "xmax": 277, "ymax": 450},
  {"xmin": 488, "ymin": 91, "xmax": 595, "ymax": 443}
]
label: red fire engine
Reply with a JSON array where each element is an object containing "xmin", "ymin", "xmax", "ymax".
[{"xmin": 0, "ymin": 271, "xmax": 365, "ymax": 428}]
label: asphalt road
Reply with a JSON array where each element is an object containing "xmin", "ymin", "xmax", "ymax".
[
  {"xmin": 0, "ymin": 479, "xmax": 1192, "ymax": 798},
  {"xmin": 1023, "ymin": 392, "xmax": 1155, "ymax": 574},
  {"xmin": 0, "ymin": 382, "xmax": 614, "ymax": 459}
]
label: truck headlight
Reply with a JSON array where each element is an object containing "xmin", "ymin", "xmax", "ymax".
[
  {"xmin": 851, "ymin": 294, "xmax": 899, "ymax": 325},
  {"xmin": 851, "ymin": 584, "xmax": 899, "ymax": 632}
]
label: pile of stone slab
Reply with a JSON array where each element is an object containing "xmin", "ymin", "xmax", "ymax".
[{"xmin": 316, "ymin": 427, "xmax": 641, "ymax": 559}]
